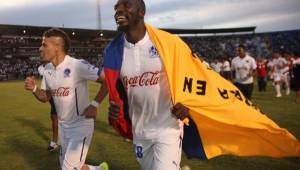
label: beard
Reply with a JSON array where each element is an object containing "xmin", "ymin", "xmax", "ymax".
[{"xmin": 117, "ymin": 24, "xmax": 129, "ymax": 32}]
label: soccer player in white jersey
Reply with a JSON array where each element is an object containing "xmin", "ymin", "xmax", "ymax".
[
  {"xmin": 107, "ymin": 0, "xmax": 190, "ymax": 170},
  {"xmin": 231, "ymin": 45, "xmax": 257, "ymax": 99},
  {"xmin": 271, "ymin": 51, "xmax": 290, "ymax": 97},
  {"xmin": 24, "ymin": 28, "xmax": 108, "ymax": 170}
]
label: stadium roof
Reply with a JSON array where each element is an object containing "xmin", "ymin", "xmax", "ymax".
[
  {"xmin": 0, "ymin": 24, "xmax": 256, "ymax": 39},
  {"xmin": 0, "ymin": 24, "xmax": 117, "ymax": 40},
  {"xmin": 162, "ymin": 27, "xmax": 256, "ymax": 35}
]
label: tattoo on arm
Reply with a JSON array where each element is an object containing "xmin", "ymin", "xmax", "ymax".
[{"xmin": 33, "ymin": 88, "xmax": 51, "ymax": 103}]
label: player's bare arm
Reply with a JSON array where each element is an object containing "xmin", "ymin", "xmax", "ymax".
[
  {"xmin": 81, "ymin": 79, "xmax": 108, "ymax": 119},
  {"xmin": 95, "ymin": 69, "xmax": 105, "ymax": 83},
  {"xmin": 24, "ymin": 76, "xmax": 51, "ymax": 102}
]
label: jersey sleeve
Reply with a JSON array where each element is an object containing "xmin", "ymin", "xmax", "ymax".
[
  {"xmin": 251, "ymin": 58, "xmax": 257, "ymax": 70},
  {"xmin": 40, "ymin": 76, "xmax": 48, "ymax": 90},
  {"xmin": 38, "ymin": 65, "xmax": 45, "ymax": 76},
  {"xmin": 78, "ymin": 60, "xmax": 102, "ymax": 81},
  {"xmin": 231, "ymin": 59, "xmax": 236, "ymax": 70}
]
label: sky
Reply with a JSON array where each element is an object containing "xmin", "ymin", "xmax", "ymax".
[{"xmin": 0, "ymin": 0, "xmax": 300, "ymax": 33}]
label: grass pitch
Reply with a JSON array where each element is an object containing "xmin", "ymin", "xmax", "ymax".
[{"xmin": 0, "ymin": 80, "xmax": 299, "ymax": 170}]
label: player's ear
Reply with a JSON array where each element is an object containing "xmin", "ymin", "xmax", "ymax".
[{"xmin": 138, "ymin": 7, "xmax": 145, "ymax": 18}]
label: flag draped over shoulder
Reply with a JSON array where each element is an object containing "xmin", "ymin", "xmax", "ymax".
[{"xmin": 103, "ymin": 24, "xmax": 300, "ymax": 159}]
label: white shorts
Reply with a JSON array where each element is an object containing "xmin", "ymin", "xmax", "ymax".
[
  {"xmin": 133, "ymin": 133, "xmax": 183, "ymax": 170},
  {"xmin": 274, "ymin": 73, "xmax": 282, "ymax": 82},
  {"xmin": 59, "ymin": 124, "xmax": 94, "ymax": 170}
]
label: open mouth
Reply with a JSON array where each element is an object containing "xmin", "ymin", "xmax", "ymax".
[{"xmin": 116, "ymin": 15, "xmax": 127, "ymax": 25}]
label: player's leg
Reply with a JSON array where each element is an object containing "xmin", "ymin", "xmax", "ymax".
[
  {"xmin": 274, "ymin": 74, "xmax": 282, "ymax": 97},
  {"xmin": 51, "ymin": 114, "xmax": 59, "ymax": 144},
  {"xmin": 282, "ymin": 74, "xmax": 290, "ymax": 95},
  {"xmin": 48, "ymin": 98, "xmax": 59, "ymax": 151},
  {"xmin": 59, "ymin": 124, "xmax": 68, "ymax": 168},
  {"xmin": 61, "ymin": 125, "xmax": 107, "ymax": 170},
  {"xmin": 234, "ymin": 82, "xmax": 246, "ymax": 98},
  {"xmin": 262, "ymin": 77, "xmax": 267, "ymax": 91},
  {"xmin": 152, "ymin": 134, "xmax": 183, "ymax": 170},
  {"xmin": 258, "ymin": 77, "xmax": 263, "ymax": 92},
  {"xmin": 245, "ymin": 83, "xmax": 254, "ymax": 100},
  {"xmin": 133, "ymin": 139, "xmax": 154, "ymax": 170}
]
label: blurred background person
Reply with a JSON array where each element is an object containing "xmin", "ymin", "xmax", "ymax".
[
  {"xmin": 220, "ymin": 57, "xmax": 232, "ymax": 81},
  {"xmin": 256, "ymin": 57, "xmax": 267, "ymax": 92},
  {"xmin": 231, "ymin": 44, "xmax": 257, "ymax": 99},
  {"xmin": 291, "ymin": 52, "xmax": 300, "ymax": 103}
]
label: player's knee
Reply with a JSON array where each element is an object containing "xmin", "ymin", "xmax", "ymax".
[{"xmin": 61, "ymin": 159, "xmax": 82, "ymax": 170}]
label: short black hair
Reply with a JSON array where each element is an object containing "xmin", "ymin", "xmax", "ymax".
[
  {"xmin": 43, "ymin": 28, "xmax": 70, "ymax": 53},
  {"xmin": 238, "ymin": 44, "xmax": 246, "ymax": 50},
  {"xmin": 137, "ymin": 0, "xmax": 146, "ymax": 13}
]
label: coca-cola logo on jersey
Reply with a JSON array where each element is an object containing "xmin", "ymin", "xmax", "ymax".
[
  {"xmin": 123, "ymin": 71, "xmax": 160, "ymax": 89},
  {"xmin": 51, "ymin": 87, "xmax": 70, "ymax": 97}
]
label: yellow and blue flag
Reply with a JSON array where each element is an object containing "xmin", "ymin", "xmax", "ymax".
[{"xmin": 103, "ymin": 24, "xmax": 300, "ymax": 159}]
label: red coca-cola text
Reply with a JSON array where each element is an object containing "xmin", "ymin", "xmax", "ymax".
[
  {"xmin": 123, "ymin": 71, "xmax": 160, "ymax": 89},
  {"xmin": 51, "ymin": 87, "xmax": 70, "ymax": 97}
]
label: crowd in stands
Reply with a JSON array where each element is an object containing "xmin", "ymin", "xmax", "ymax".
[
  {"xmin": 182, "ymin": 30, "xmax": 300, "ymax": 62},
  {"xmin": 0, "ymin": 56, "xmax": 104, "ymax": 81},
  {"xmin": 1, "ymin": 29, "xmax": 300, "ymax": 83},
  {"xmin": 0, "ymin": 36, "xmax": 106, "ymax": 80},
  {"xmin": 0, "ymin": 59, "xmax": 39, "ymax": 80}
]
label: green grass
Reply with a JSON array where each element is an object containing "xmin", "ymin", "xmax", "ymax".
[{"xmin": 0, "ymin": 80, "xmax": 299, "ymax": 170}]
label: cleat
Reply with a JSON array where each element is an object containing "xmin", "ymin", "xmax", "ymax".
[
  {"xmin": 124, "ymin": 138, "xmax": 132, "ymax": 142},
  {"xmin": 47, "ymin": 141, "xmax": 59, "ymax": 151},
  {"xmin": 99, "ymin": 162, "xmax": 109, "ymax": 170}
]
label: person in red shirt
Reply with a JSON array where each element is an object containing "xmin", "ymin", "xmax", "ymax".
[{"xmin": 256, "ymin": 57, "xmax": 267, "ymax": 92}]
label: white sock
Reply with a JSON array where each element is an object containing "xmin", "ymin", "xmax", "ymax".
[
  {"xmin": 88, "ymin": 165, "xmax": 103, "ymax": 170},
  {"xmin": 275, "ymin": 84, "xmax": 281, "ymax": 96},
  {"xmin": 286, "ymin": 87, "xmax": 290, "ymax": 95}
]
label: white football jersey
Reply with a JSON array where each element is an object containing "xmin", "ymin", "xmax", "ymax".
[
  {"xmin": 41, "ymin": 55, "xmax": 100, "ymax": 128},
  {"xmin": 272, "ymin": 57, "xmax": 288, "ymax": 74},
  {"xmin": 222, "ymin": 60, "xmax": 231, "ymax": 71},
  {"xmin": 231, "ymin": 55, "xmax": 257, "ymax": 84},
  {"xmin": 120, "ymin": 32, "xmax": 182, "ymax": 140}
]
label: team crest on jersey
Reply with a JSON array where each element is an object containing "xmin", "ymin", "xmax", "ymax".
[
  {"xmin": 149, "ymin": 46, "xmax": 159, "ymax": 58},
  {"xmin": 47, "ymin": 71, "xmax": 52, "ymax": 76},
  {"xmin": 64, "ymin": 68, "xmax": 71, "ymax": 78}
]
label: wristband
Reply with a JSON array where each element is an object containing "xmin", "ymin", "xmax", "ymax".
[
  {"xmin": 33, "ymin": 85, "xmax": 37, "ymax": 93},
  {"xmin": 90, "ymin": 100, "xmax": 100, "ymax": 108}
]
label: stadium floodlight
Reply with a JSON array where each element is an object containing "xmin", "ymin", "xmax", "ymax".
[
  {"xmin": 96, "ymin": 0, "xmax": 102, "ymax": 30},
  {"xmin": 100, "ymin": 33, "xmax": 103, "ymax": 37},
  {"xmin": 72, "ymin": 32, "xmax": 75, "ymax": 36},
  {"xmin": 23, "ymin": 30, "xmax": 26, "ymax": 34}
]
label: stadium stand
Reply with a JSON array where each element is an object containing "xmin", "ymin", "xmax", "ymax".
[
  {"xmin": 1, "ymin": 24, "xmax": 300, "ymax": 81},
  {"xmin": 182, "ymin": 30, "xmax": 300, "ymax": 62},
  {"xmin": 0, "ymin": 24, "xmax": 117, "ymax": 80}
]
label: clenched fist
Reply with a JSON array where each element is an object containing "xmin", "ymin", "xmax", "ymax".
[{"xmin": 24, "ymin": 76, "xmax": 36, "ymax": 91}]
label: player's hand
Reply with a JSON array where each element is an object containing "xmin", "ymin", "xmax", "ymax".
[
  {"xmin": 81, "ymin": 105, "xmax": 97, "ymax": 119},
  {"xmin": 108, "ymin": 101, "xmax": 120, "ymax": 120},
  {"xmin": 171, "ymin": 103, "xmax": 189, "ymax": 121},
  {"xmin": 24, "ymin": 76, "xmax": 36, "ymax": 91}
]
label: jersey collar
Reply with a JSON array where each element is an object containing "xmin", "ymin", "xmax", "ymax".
[
  {"xmin": 124, "ymin": 32, "xmax": 149, "ymax": 48},
  {"xmin": 55, "ymin": 55, "xmax": 70, "ymax": 70}
]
